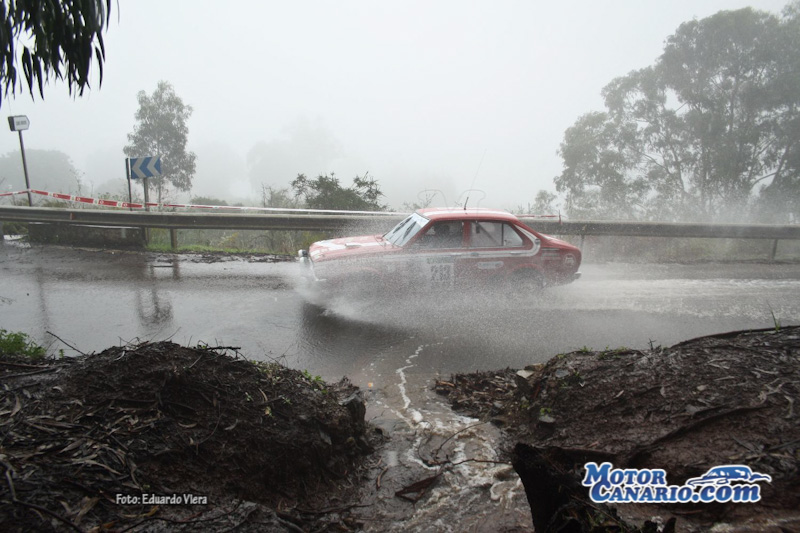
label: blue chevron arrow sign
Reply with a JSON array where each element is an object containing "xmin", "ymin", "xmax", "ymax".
[{"xmin": 129, "ymin": 156, "xmax": 162, "ymax": 179}]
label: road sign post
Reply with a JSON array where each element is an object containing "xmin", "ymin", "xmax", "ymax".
[
  {"xmin": 8, "ymin": 115, "xmax": 32, "ymax": 206},
  {"xmin": 128, "ymin": 156, "xmax": 162, "ymax": 213},
  {"xmin": 125, "ymin": 158, "xmax": 133, "ymax": 211},
  {"xmin": 143, "ymin": 177, "xmax": 150, "ymax": 211},
  {"xmin": 128, "ymin": 156, "xmax": 162, "ymax": 244}
]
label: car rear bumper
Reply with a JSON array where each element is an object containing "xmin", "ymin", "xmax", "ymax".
[{"xmin": 550, "ymin": 271, "xmax": 581, "ymax": 286}]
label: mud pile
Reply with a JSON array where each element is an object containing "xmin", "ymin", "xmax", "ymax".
[
  {"xmin": 438, "ymin": 326, "xmax": 800, "ymax": 532},
  {"xmin": 0, "ymin": 342, "xmax": 373, "ymax": 531}
]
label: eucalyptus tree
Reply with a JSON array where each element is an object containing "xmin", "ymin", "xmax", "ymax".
[
  {"xmin": 291, "ymin": 172, "xmax": 386, "ymax": 211},
  {"xmin": 0, "ymin": 0, "xmax": 111, "ymax": 104},
  {"xmin": 555, "ymin": 4, "xmax": 800, "ymax": 222},
  {"xmin": 124, "ymin": 81, "xmax": 197, "ymax": 204}
]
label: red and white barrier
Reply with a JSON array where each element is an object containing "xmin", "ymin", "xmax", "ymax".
[
  {"xmin": 1, "ymin": 189, "xmax": 563, "ymax": 220},
  {"xmin": 0, "ymin": 189, "xmax": 408, "ymax": 215}
]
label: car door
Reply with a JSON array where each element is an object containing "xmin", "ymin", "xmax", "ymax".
[
  {"xmin": 461, "ymin": 220, "xmax": 531, "ymax": 284},
  {"xmin": 404, "ymin": 221, "xmax": 467, "ymax": 290}
]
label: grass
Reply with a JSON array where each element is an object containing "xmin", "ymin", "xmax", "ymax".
[
  {"xmin": 768, "ymin": 304, "xmax": 782, "ymax": 332},
  {"xmin": 145, "ymin": 243, "xmax": 277, "ymax": 254},
  {"xmin": 143, "ymin": 228, "xmax": 327, "ymax": 255},
  {"xmin": 0, "ymin": 329, "xmax": 47, "ymax": 360},
  {"xmin": 576, "ymin": 235, "xmax": 800, "ymax": 263}
]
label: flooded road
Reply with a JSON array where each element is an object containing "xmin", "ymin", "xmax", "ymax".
[
  {"xmin": 3, "ymin": 242, "xmax": 799, "ymax": 377},
  {"xmin": 2, "ymin": 241, "xmax": 800, "ymax": 530}
]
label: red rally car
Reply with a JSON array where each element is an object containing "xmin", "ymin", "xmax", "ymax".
[{"xmin": 298, "ymin": 208, "xmax": 581, "ymax": 292}]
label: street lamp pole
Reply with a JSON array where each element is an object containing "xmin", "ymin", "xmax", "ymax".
[
  {"xmin": 8, "ymin": 115, "xmax": 32, "ymax": 206},
  {"xmin": 17, "ymin": 130, "xmax": 32, "ymax": 206}
]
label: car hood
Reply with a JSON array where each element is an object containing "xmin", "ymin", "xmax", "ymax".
[{"xmin": 308, "ymin": 234, "xmax": 398, "ymax": 261}]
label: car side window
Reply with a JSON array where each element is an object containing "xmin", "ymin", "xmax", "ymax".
[
  {"xmin": 470, "ymin": 222, "xmax": 524, "ymax": 248},
  {"xmin": 414, "ymin": 222, "xmax": 464, "ymax": 249}
]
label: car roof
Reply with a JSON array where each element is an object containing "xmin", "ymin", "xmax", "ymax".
[{"xmin": 416, "ymin": 207, "xmax": 520, "ymax": 223}]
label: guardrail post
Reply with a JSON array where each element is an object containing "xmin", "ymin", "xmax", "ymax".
[
  {"xmin": 579, "ymin": 234, "xmax": 585, "ymax": 250},
  {"xmin": 771, "ymin": 239, "xmax": 779, "ymax": 262},
  {"xmin": 170, "ymin": 229, "xmax": 178, "ymax": 250}
]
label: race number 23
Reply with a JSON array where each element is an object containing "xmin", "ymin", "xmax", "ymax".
[{"xmin": 430, "ymin": 264, "xmax": 453, "ymax": 287}]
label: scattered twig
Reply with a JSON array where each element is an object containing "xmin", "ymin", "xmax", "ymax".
[
  {"xmin": 197, "ymin": 345, "xmax": 242, "ymax": 353},
  {"xmin": 2, "ymin": 460, "xmax": 18, "ymax": 500},
  {"xmin": 448, "ymin": 458, "xmax": 511, "ymax": 467},
  {"xmin": 376, "ymin": 466, "xmax": 389, "ymax": 490},
  {"xmin": 11, "ymin": 499, "xmax": 85, "ymax": 532},
  {"xmin": 295, "ymin": 502, "xmax": 372, "ymax": 515},
  {"xmin": 0, "ymin": 360, "xmax": 49, "ymax": 369},
  {"xmin": 395, "ymin": 472, "xmax": 442, "ymax": 503},
  {"xmin": 46, "ymin": 331, "xmax": 87, "ymax": 356},
  {"xmin": 429, "ymin": 421, "xmax": 488, "ymax": 463},
  {"xmin": 625, "ymin": 405, "xmax": 769, "ymax": 466},
  {"xmin": 2, "ymin": 367, "xmax": 60, "ymax": 379}
]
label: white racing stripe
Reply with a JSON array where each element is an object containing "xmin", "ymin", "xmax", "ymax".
[{"xmin": 423, "ymin": 209, "xmax": 512, "ymax": 218}]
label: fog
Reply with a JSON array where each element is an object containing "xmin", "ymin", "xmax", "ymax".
[{"xmin": 0, "ymin": 0, "xmax": 788, "ymax": 210}]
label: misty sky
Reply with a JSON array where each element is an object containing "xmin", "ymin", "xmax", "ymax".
[{"xmin": 0, "ymin": 0, "xmax": 791, "ymax": 210}]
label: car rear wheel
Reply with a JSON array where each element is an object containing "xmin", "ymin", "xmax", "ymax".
[{"xmin": 509, "ymin": 269, "xmax": 545, "ymax": 293}]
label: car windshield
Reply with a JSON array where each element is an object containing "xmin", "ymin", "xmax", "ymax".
[{"xmin": 383, "ymin": 213, "xmax": 428, "ymax": 247}]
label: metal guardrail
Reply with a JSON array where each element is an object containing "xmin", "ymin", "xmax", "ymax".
[
  {"xmin": 524, "ymin": 219, "xmax": 800, "ymax": 240},
  {"xmin": 1, "ymin": 205, "xmax": 799, "ymax": 240},
  {"xmin": 0, "ymin": 206, "xmax": 400, "ymax": 232}
]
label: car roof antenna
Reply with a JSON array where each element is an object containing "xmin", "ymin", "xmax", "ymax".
[{"xmin": 464, "ymin": 148, "xmax": 487, "ymax": 210}]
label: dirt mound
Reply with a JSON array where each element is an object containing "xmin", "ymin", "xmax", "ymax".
[
  {"xmin": 0, "ymin": 342, "xmax": 373, "ymax": 531},
  {"xmin": 438, "ymin": 326, "xmax": 800, "ymax": 531},
  {"xmin": 433, "ymin": 368, "xmax": 518, "ymax": 421}
]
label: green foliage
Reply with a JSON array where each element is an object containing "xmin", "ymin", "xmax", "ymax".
[
  {"xmin": 555, "ymin": 5, "xmax": 800, "ymax": 223},
  {"xmin": 402, "ymin": 190, "xmax": 447, "ymax": 211},
  {"xmin": 190, "ymin": 196, "xmax": 228, "ymax": 206},
  {"xmin": 145, "ymin": 242, "xmax": 268, "ymax": 254},
  {"xmin": 520, "ymin": 190, "xmax": 559, "ymax": 215},
  {"xmin": 302, "ymin": 369, "xmax": 326, "ymax": 392},
  {"xmin": 1, "ymin": 221, "xmax": 27, "ymax": 235},
  {"xmin": 259, "ymin": 185, "xmax": 311, "ymax": 252},
  {"xmin": 0, "ymin": 329, "xmax": 46, "ymax": 360},
  {"xmin": 291, "ymin": 172, "xmax": 386, "ymax": 211},
  {"xmin": 0, "ymin": 0, "xmax": 111, "ymax": 103},
  {"xmin": 144, "ymin": 226, "xmax": 318, "ymax": 255},
  {"xmin": 561, "ymin": 371, "xmax": 584, "ymax": 387},
  {"xmin": 261, "ymin": 184, "xmax": 300, "ymax": 209},
  {"xmin": 124, "ymin": 81, "xmax": 197, "ymax": 204},
  {"xmin": 598, "ymin": 346, "xmax": 630, "ymax": 360},
  {"xmin": 768, "ymin": 303, "xmax": 782, "ymax": 332},
  {"xmin": 0, "ymin": 149, "xmax": 82, "ymax": 195}
]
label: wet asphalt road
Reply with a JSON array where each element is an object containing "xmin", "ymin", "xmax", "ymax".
[
  {"xmin": 3, "ymin": 240, "xmax": 799, "ymax": 383},
  {"xmin": 3, "ymin": 240, "xmax": 800, "ymax": 530}
]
